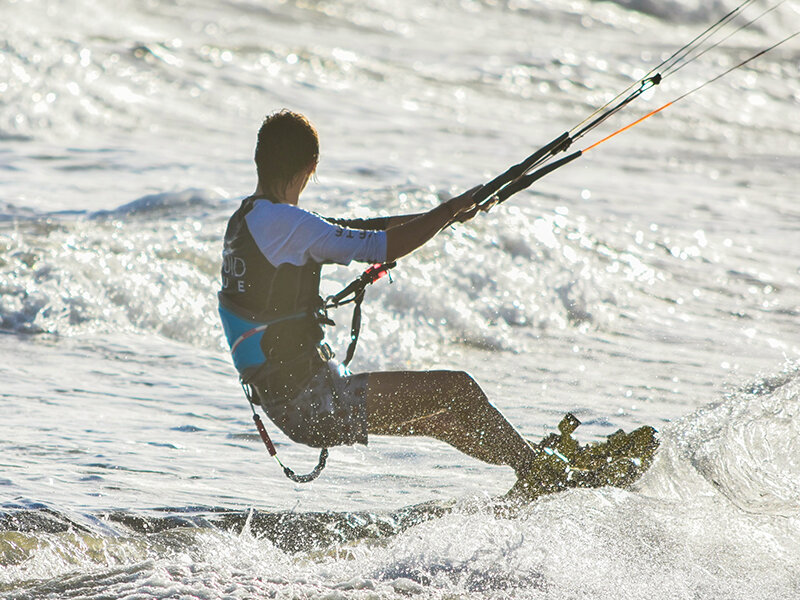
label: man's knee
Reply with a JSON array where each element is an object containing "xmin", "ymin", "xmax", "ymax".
[{"xmin": 434, "ymin": 370, "xmax": 485, "ymax": 407}]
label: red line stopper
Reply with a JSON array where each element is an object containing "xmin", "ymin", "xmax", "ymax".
[{"xmin": 253, "ymin": 413, "xmax": 277, "ymax": 457}]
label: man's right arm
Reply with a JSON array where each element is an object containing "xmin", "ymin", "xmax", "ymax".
[{"xmin": 384, "ymin": 187, "xmax": 479, "ymax": 262}]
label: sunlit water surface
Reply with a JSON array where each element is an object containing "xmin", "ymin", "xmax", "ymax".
[{"xmin": 1, "ymin": 0, "xmax": 799, "ymax": 598}]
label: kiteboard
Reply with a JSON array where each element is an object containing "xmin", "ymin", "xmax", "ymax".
[{"xmin": 507, "ymin": 413, "xmax": 659, "ymax": 501}]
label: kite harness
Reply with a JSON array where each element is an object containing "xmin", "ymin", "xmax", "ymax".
[{"xmin": 221, "ymin": 261, "xmax": 395, "ymax": 483}]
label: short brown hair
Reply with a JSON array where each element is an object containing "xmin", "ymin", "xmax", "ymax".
[{"xmin": 255, "ymin": 110, "xmax": 319, "ymax": 199}]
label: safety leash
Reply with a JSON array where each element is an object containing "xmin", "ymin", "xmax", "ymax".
[{"xmin": 242, "ymin": 381, "xmax": 329, "ymax": 483}]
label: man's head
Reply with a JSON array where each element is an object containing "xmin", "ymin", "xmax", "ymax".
[{"xmin": 255, "ymin": 110, "xmax": 319, "ymax": 201}]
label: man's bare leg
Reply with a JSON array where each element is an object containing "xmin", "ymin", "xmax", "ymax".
[{"xmin": 365, "ymin": 370, "xmax": 538, "ymax": 476}]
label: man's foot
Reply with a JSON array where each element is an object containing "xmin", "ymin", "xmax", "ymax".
[{"xmin": 506, "ymin": 413, "xmax": 659, "ymax": 502}]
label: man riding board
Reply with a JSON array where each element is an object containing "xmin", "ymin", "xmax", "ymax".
[
  {"xmin": 218, "ymin": 109, "xmax": 658, "ymax": 497},
  {"xmin": 218, "ymin": 110, "xmax": 542, "ymax": 487}
]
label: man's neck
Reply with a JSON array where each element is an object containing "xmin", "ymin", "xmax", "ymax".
[{"xmin": 254, "ymin": 182, "xmax": 301, "ymax": 206}]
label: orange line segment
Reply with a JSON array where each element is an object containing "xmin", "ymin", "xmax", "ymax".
[{"xmin": 582, "ymin": 102, "xmax": 674, "ymax": 153}]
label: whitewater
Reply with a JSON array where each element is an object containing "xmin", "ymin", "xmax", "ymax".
[{"xmin": 1, "ymin": 0, "xmax": 799, "ymax": 598}]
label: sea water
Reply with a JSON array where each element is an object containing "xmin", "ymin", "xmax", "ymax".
[{"xmin": 1, "ymin": 0, "xmax": 799, "ymax": 598}]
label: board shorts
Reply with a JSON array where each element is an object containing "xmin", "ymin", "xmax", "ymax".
[{"xmin": 256, "ymin": 360, "xmax": 370, "ymax": 448}]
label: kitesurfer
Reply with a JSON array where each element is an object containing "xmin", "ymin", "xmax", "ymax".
[{"xmin": 219, "ymin": 109, "xmax": 540, "ymax": 484}]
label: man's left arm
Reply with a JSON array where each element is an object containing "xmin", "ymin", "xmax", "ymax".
[{"xmin": 326, "ymin": 213, "xmax": 424, "ymax": 231}]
